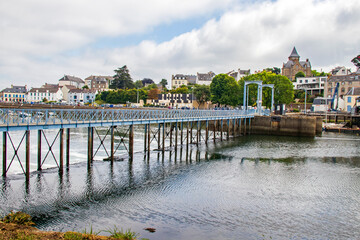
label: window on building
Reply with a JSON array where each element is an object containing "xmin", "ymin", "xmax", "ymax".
[
  {"xmin": 348, "ymin": 97, "xmax": 352, "ymax": 103},
  {"xmin": 341, "ymin": 87, "xmax": 345, "ymax": 93},
  {"xmin": 299, "ymin": 80, "xmax": 302, "ymax": 83}
]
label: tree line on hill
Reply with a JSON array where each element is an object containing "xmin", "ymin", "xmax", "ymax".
[{"xmin": 96, "ymin": 65, "xmax": 297, "ymax": 108}]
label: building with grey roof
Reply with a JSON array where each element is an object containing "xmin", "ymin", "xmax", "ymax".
[
  {"xmin": 282, "ymin": 47, "xmax": 312, "ymax": 81},
  {"xmin": 59, "ymin": 75, "xmax": 85, "ymax": 89},
  {"xmin": 1, "ymin": 85, "xmax": 27, "ymax": 103}
]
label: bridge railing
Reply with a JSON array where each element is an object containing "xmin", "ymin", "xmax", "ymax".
[{"xmin": 0, "ymin": 108, "xmax": 255, "ymax": 130}]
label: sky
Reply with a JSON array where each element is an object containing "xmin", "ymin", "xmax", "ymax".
[{"xmin": 0, "ymin": 0, "xmax": 360, "ymax": 90}]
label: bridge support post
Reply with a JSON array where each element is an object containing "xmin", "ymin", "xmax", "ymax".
[
  {"xmin": 213, "ymin": 120, "xmax": 216, "ymax": 142},
  {"xmin": 244, "ymin": 118, "xmax": 247, "ymax": 135},
  {"xmin": 37, "ymin": 130, "xmax": 42, "ymax": 171},
  {"xmin": 186, "ymin": 122, "xmax": 189, "ymax": 148},
  {"xmin": 239, "ymin": 118, "xmax": 242, "ymax": 136},
  {"xmin": 2, "ymin": 132, "xmax": 7, "ymax": 177},
  {"xmin": 233, "ymin": 119, "xmax": 236, "ymax": 137},
  {"xmin": 162, "ymin": 123, "xmax": 165, "ymax": 152},
  {"xmin": 205, "ymin": 120, "xmax": 209, "ymax": 144},
  {"xmin": 110, "ymin": 126, "xmax": 115, "ymax": 162},
  {"xmin": 144, "ymin": 124, "xmax": 147, "ymax": 153},
  {"xmin": 221, "ymin": 119, "xmax": 223, "ymax": 141},
  {"xmin": 175, "ymin": 122, "xmax": 178, "ymax": 149},
  {"xmin": 59, "ymin": 128, "xmax": 64, "ymax": 172},
  {"xmin": 227, "ymin": 119, "xmax": 230, "ymax": 140},
  {"xmin": 157, "ymin": 123, "xmax": 161, "ymax": 150},
  {"xmin": 25, "ymin": 130, "xmax": 30, "ymax": 181},
  {"xmin": 190, "ymin": 122, "xmax": 193, "ymax": 143},
  {"xmin": 170, "ymin": 122, "xmax": 173, "ymax": 147},
  {"xmin": 197, "ymin": 121, "xmax": 200, "ymax": 146},
  {"xmin": 88, "ymin": 127, "xmax": 93, "ymax": 166},
  {"xmin": 66, "ymin": 128, "xmax": 70, "ymax": 168},
  {"xmin": 249, "ymin": 118, "xmax": 251, "ymax": 135},
  {"xmin": 129, "ymin": 125, "xmax": 134, "ymax": 162},
  {"xmin": 180, "ymin": 122, "xmax": 183, "ymax": 145},
  {"xmin": 147, "ymin": 124, "xmax": 151, "ymax": 157}
]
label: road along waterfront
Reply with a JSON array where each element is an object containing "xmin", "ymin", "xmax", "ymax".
[{"xmin": 1, "ymin": 131, "xmax": 360, "ymax": 239}]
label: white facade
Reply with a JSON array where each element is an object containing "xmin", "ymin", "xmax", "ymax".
[
  {"xmin": 68, "ymin": 89, "xmax": 98, "ymax": 104},
  {"xmin": 293, "ymin": 76, "xmax": 327, "ymax": 95},
  {"xmin": 28, "ymin": 88, "xmax": 63, "ymax": 102}
]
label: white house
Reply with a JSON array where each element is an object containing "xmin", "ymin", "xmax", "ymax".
[
  {"xmin": 196, "ymin": 71, "xmax": 215, "ymax": 86},
  {"xmin": 293, "ymin": 76, "xmax": 327, "ymax": 95},
  {"xmin": 227, "ymin": 69, "xmax": 250, "ymax": 81},
  {"xmin": 68, "ymin": 89, "xmax": 98, "ymax": 105},
  {"xmin": 28, "ymin": 87, "xmax": 63, "ymax": 103}
]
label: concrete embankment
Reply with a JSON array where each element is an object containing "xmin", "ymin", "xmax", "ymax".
[{"xmin": 251, "ymin": 115, "xmax": 323, "ymax": 137}]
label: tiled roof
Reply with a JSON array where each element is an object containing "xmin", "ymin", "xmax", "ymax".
[
  {"xmin": 69, "ymin": 89, "xmax": 97, "ymax": 93},
  {"xmin": 29, "ymin": 88, "xmax": 59, "ymax": 93},
  {"xmin": 59, "ymin": 75, "xmax": 85, "ymax": 83},
  {"xmin": 345, "ymin": 87, "xmax": 360, "ymax": 96},
  {"xmin": 1, "ymin": 86, "xmax": 27, "ymax": 93},
  {"xmin": 289, "ymin": 47, "xmax": 300, "ymax": 58}
]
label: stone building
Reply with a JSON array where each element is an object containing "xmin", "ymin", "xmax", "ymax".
[{"xmin": 282, "ymin": 47, "xmax": 312, "ymax": 81}]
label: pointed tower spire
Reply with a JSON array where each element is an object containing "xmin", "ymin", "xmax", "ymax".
[{"xmin": 289, "ymin": 46, "xmax": 300, "ymax": 59}]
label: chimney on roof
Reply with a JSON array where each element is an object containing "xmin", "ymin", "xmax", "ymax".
[{"xmin": 306, "ymin": 58, "xmax": 309, "ymax": 62}]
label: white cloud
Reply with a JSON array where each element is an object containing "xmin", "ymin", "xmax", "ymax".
[{"xmin": 0, "ymin": 0, "xmax": 360, "ymax": 89}]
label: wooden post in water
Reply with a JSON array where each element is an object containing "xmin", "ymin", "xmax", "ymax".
[
  {"xmin": 227, "ymin": 119, "xmax": 230, "ymax": 140},
  {"xmin": 162, "ymin": 123, "xmax": 165, "ymax": 152},
  {"xmin": 157, "ymin": 123, "xmax": 161, "ymax": 150},
  {"xmin": 59, "ymin": 128, "xmax": 64, "ymax": 172},
  {"xmin": 186, "ymin": 121, "xmax": 189, "ymax": 147},
  {"xmin": 244, "ymin": 118, "xmax": 247, "ymax": 135},
  {"xmin": 180, "ymin": 122, "xmax": 184, "ymax": 145},
  {"xmin": 129, "ymin": 125, "xmax": 134, "ymax": 162},
  {"xmin": 66, "ymin": 128, "xmax": 70, "ymax": 168},
  {"xmin": 110, "ymin": 126, "xmax": 115, "ymax": 162},
  {"xmin": 196, "ymin": 120, "xmax": 200, "ymax": 145},
  {"xmin": 190, "ymin": 121, "xmax": 193, "ymax": 143},
  {"xmin": 220, "ymin": 119, "xmax": 223, "ymax": 141},
  {"xmin": 37, "ymin": 130, "xmax": 42, "ymax": 171},
  {"xmin": 205, "ymin": 120, "xmax": 209, "ymax": 144},
  {"xmin": 233, "ymin": 119, "xmax": 236, "ymax": 137},
  {"xmin": 88, "ymin": 127, "xmax": 93, "ymax": 166},
  {"xmin": 170, "ymin": 122, "xmax": 173, "ymax": 147},
  {"xmin": 147, "ymin": 124, "xmax": 151, "ymax": 156},
  {"xmin": 25, "ymin": 130, "xmax": 30, "ymax": 181},
  {"xmin": 144, "ymin": 124, "xmax": 147, "ymax": 152},
  {"xmin": 249, "ymin": 118, "xmax": 251, "ymax": 135},
  {"xmin": 2, "ymin": 132, "xmax": 7, "ymax": 177},
  {"xmin": 213, "ymin": 120, "xmax": 217, "ymax": 142},
  {"xmin": 175, "ymin": 122, "xmax": 178, "ymax": 149}
]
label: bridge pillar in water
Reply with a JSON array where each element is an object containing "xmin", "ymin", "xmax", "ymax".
[
  {"xmin": 162, "ymin": 123, "xmax": 165, "ymax": 152},
  {"xmin": 175, "ymin": 122, "xmax": 178, "ymax": 148},
  {"xmin": 158, "ymin": 123, "xmax": 161, "ymax": 150},
  {"xmin": 88, "ymin": 127, "xmax": 94, "ymax": 167},
  {"xmin": 110, "ymin": 126, "xmax": 115, "ymax": 163},
  {"xmin": 37, "ymin": 130, "xmax": 42, "ymax": 171},
  {"xmin": 2, "ymin": 132, "xmax": 6, "ymax": 177},
  {"xmin": 66, "ymin": 128, "xmax": 70, "ymax": 168},
  {"xmin": 220, "ymin": 119, "xmax": 223, "ymax": 141},
  {"xmin": 59, "ymin": 128, "xmax": 64, "ymax": 172},
  {"xmin": 25, "ymin": 130, "xmax": 30, "ymax": 182},
  {"xmin": 170, "ymin": 122, "xmax": 173, "ymax": 147},
  {"xmin": 129, "ymin": 125, "xmax": 134, "ymax": 162},
  {"xmin": 205, "ymin": 120, "xmax": 209, "ymax": 144},
  {"xmin": 147, "ymin": 124, "xmax": 151, "ymax": 157},
  {"xmin": 227, "ymin": 119, "xmax": 230, "ymax": 140}
]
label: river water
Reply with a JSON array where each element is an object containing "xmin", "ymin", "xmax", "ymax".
[{"xmin": 0, "ymin": 130, "xmax": 360, "ymax": 240}]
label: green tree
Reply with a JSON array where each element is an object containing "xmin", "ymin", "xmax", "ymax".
[
  {"xmin": 135, "ymin": 80, "xmax": 143, "ymax": 89},
  {"xmin": 311, "ymin": 70, "xmax": 327, "ymax": 77},
  {"xmin": 172, "ymin": 86, "xmax": 189, "ymax": 94},
  {"xmin": 295, "ymin": 71, "xmax": 305, "ymax": 79},
  {"xmin": 239, "ymin": 71, "xmax": 294, "ymax": 108},
  {"xmin": 110, "ymin": 65, "xmax": 135, "ymax": 89},
  {"xmin": 82, "ymin": 85, "xmax": 89, "ymax": 89},
  {"xmin": 210, "ymin": 74, "xmax": 241, "ymax": 106},
  {"xmin": 160, "ymin": 79, "xmax": 168, "ymax": 89},
  {"xmin": 193, "ymin": 84, "xmax": 210, "ymax": 107}
]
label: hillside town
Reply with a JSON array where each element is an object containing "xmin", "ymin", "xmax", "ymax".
[{"xmin": 1, "ymin": 47, "xmax": 360, "ymax": 113}]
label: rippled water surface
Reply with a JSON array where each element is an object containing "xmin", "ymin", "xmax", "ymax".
[{"xmin": 1, "ymin": 132, "xmax": 360, "ymax": 240}]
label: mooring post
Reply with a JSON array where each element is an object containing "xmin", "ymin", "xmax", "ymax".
[
  {"xmin": 59, "ymin": 128, "xmax": 64, "ymax": 172},
  {"xmin": 25, "ymin": 130, "xmax": 30, "ymax": 181},
  {"xmin": 88, "ymin": 127, "xmax": 93, "ymax": 166},
  {"xmin": 129, "ymin": 124, "xmax": 134, "ymax": 162},
  {"xmin": 205, "ymin": 120, "xmax": 209, "ymax": 144},
  {"xmin": 66, "ymin": 128, "xmax": 70, "ymax": 168},
  {"xmin": 111, "ymin": 126, "xmax": 115, "ymax": 162},
  {"xmin": 2, "ymin": 132, "xmax": 7, "ymax": 177},
  {"xmin": 37, "ymin": 130, "xmax": 42, "ymax": 171}
]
